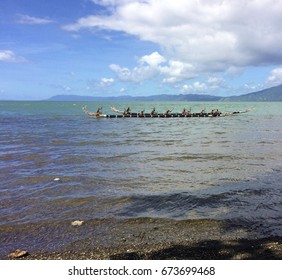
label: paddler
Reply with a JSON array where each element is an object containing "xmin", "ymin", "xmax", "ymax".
[
  {"xmin": 151, "ymin": 107, "xmax": 156, "ymax": 115},
  {"xmin": 213, "ymin": 109, "xmax": 221, "ymax": 116},
  {"xmin": 182, "ymin": 108, "xmax": 191, "ymax": 117},
  {"xmin": 95, "ymin": 107, "xmax": 102, "ymax": 116},
  {"xmin": 124, "ymin": 107, "xmax": 131, "ymax": 115},
  {"xmin": 138, "ymin": 110, "xmax": 145, "ymax": 117},
  {"xmin": 209, "ymin": 109, "xmax": 221, "ymax": 117},
  {"xmin": 164, "ymin": 109, "xmax": 171, "ymax": 117}
]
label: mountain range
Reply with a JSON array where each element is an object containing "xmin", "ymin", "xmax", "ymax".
[{"xmin": 48, "ymin": 84, "xmax": 282, "ymax": 102}]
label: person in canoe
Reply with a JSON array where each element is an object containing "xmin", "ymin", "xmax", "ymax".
[
  {"xmin": 138, "ymin": 110, "xmax": 145, "ymax": 117},
  {"xmin": 95, "ymin": 107, "xmax": 103, "ymax": 116},
  {"xmin": 182, "ymin": 108, "xmax": 191, "ymax": 117},
  {"xmin": 209, "ymin": 109, "xmax": 221, "ymax": 117},
  {"xmin": 214, "ymin": 109, "xmax": 221, "ymax": 116},
  {"xmin": 164, "ymin": 109, "xmax": 172, "ymax": 117},
  {"xmin": 124, "ymin": 107, "xmax": 131, "ymax": 115},
  {"xmin": 151, "ymin": 107, "xmax": 157, "ymax": 116}
]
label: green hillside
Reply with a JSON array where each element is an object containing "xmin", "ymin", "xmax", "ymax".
[
  {"xmin": 48, "ymin": 85, "xmax": 282, "ymax": 102},
  {"xmin": 221, "ymin": 85, "xmax": 282, "ymax": 102}
]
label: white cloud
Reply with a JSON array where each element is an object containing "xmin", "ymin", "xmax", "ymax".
[
  {"xmin": 109, "ymin": 52, "xmax": 196, "ymax": 83},
  {"xmin": 63, "ymin": 0, "xmax": 282, "ymax": 73},
  {"xmin": 139, "ymin": 52, "xmax": 166, "ymax": 67},
  {"xmin": 159, "ymin": 60, "xmax": 195, "ymax": 83},
  {"xmin": 181, "ymin": 82, "xmax": 208, "ymax": 94},
  {"xmin": 109, "ymin": 63, "xmax": 155, "ymax": 82},
  {"xmin": 99, "ymin": 77, "xmax": 114, "ymax": 86},
  {"xmin": 266, "ymin": 68, "xmax": 282, "ymax": 86},
  {"xmin": 180, "ymin": 76, "xmax": 227, "ymax": 94},
  {"xmin": 17, "ymin": 14, "xmax": 54, "ymax": 25},
  {"xmin": 52, "ymin": 84, "xmax": 72, "ymax": 92},
  {"xmin": 0, "ymin": 50, "xmax": 27, "ymax": 62},
  {"xmin": 243, "ymin": 83, "xmax": 263, "ymax": 92},
  {"xmin": 60, "ymin": 85, "xmax": 71, "ymax": 92},
  {"xmin": 207, "ymin": 76, "xmax": 226, "ymax": 88},
  {"xmin": 91, "ymin": 0, "xmax": 134, "ymax": 6}
]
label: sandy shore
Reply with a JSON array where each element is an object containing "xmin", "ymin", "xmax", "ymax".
[{"xmin": 2, "ymin": 218, "xmax": 282, "ymax": 260}]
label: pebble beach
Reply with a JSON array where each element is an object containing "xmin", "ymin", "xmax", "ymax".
[{"xmin": 3, "ymin": 218, "xmax": 282, "ymax": 260}]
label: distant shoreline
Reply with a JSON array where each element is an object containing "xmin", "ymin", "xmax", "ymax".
[
  {"xmin": 44, "ymin": 84, "xmax": 282, "ymax": 102},
  {"xmin": 1, "ymin": 83, "xmax": 282, "ymax": 102},
  {"xmin": 1, "ymin": 100, "xmax": 282, "ymax": 102}
]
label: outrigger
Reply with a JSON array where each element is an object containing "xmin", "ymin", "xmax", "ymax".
[{"xmin": 83, "ymin": 105, "xmax": 251, "ymax": 118}]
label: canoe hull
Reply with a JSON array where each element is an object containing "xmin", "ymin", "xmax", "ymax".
[
  {"xmin": 83, "ymin": 106, "xmax": 250, "ymax": 118},
  {"xmin": 100, "ymin": 112, "xmax": 237, "ymax": 118}
]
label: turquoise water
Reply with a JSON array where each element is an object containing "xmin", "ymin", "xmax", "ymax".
[{"xmin": 0, "ymin": 101, "xmax": 281, "ymax": 256}]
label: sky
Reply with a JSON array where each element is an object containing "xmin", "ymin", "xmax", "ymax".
[{"xmin": 1, "ymin": 0, "xmax": 282, "ymax": 100}]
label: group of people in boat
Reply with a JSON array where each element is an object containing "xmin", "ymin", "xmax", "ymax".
[
  {"xmin": 123, "ymin": 107, "xmax": 174, "ymax": 117},
  {"xmin": 85, "ymin": 105, "xmax": 222, "ymax": 117},
  {"xmin": 209, "ymin": 108, "xmax": 221, "ymax": 117},
  {"xmin": 121, "ymin": 106, "xmax": 222, "ymax": 117}
]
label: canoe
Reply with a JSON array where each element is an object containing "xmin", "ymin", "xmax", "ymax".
[{"xmin": 83, "ymin": 106, "xmax": 251, "ymax": 118}]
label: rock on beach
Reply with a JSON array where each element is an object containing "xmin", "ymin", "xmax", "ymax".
[
  {"xmin": 8, "ymin": 249, "xmax": 29, "ymax": 258},
  {"xmin": 71, "ymin": 220, "xmax": 84, "ymax": 226}
]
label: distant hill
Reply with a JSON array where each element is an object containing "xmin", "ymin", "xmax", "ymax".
[
  {"xmin": 48, "ymin": 84, "xmax": 282, "ymax": 102},
  {"xmin": 48, "ymin": 94, "xmax": 221, "ymax": 102},
  {"xmin": 220, "ymin": 84, "xmax": 282, "ymax": 102}
]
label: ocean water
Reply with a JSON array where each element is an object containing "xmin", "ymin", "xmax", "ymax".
[{"xmin": 0, "ymin": 101, "xmax": 281, "ymax": 256}]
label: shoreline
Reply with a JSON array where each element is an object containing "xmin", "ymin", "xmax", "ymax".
[
  {"xmin": 23, "ymin": 237, "xmax": 282, "ymax": 260},
  {"xmin": 2, "ymin": 218, "xmax": 281, "ymax": 260}
]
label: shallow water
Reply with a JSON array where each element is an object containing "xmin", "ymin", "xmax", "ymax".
[{"xmin": 0, "ymin": 101, "xmax": 281, "ymax": 255}]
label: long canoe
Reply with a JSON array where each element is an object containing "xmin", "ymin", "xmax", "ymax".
[{"xmin": 83, "ymin": 107, "xmax": 251, "ymax": 118}]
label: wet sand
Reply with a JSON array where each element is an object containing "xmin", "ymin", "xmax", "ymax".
[{"xmin": 2, "ymin": 218, "xmax": 282, "ymax": 260}]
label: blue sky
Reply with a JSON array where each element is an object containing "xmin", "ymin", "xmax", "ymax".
[{"xmin": 1, "ymin": 0, "xmax": 282, "ymax": 100}]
